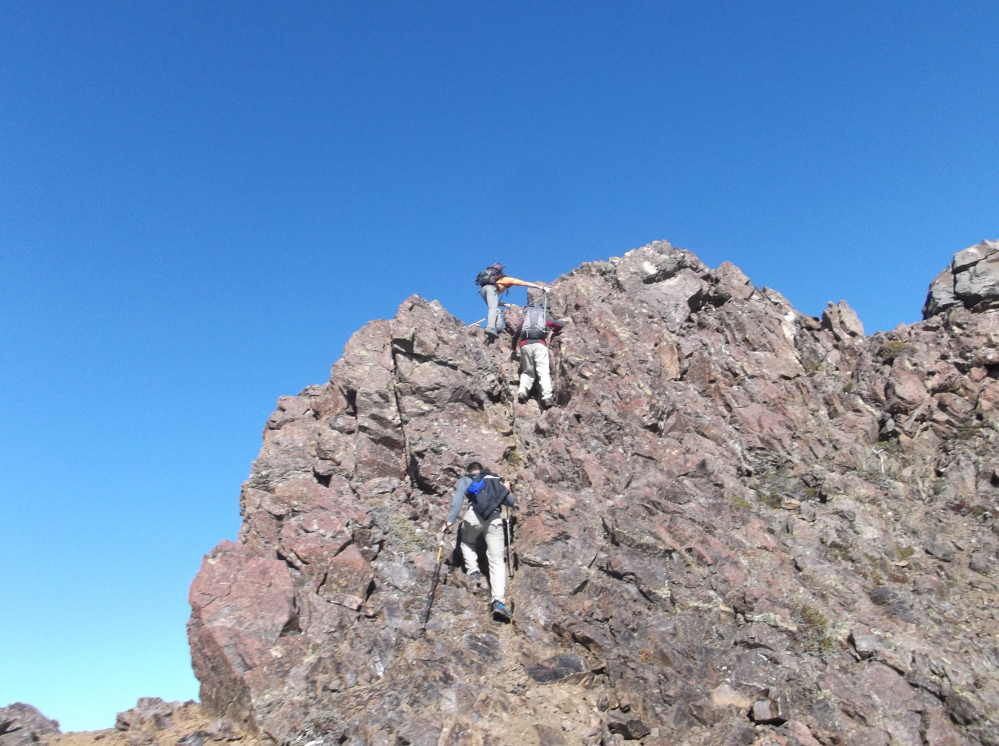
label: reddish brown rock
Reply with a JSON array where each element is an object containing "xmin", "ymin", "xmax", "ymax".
[
  {"xmin": 185, "ymin": 239, "xmax": 999, "ymax": 745},
  {"xmin": 43, "ymin": 700, "xmax": 260, "ymax": 746}
]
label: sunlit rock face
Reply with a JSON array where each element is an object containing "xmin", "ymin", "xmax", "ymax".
[
  {"xmin": 924, "ymin": 239, "xmax": 999, "ymax": 318},
  {"xmin": 188, "ymin": 239, "xmax": 999, "ymax": 745}
]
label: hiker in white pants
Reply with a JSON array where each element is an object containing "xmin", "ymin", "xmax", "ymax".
[
  {"xmin": 518, "ymin": 342, "xmax": 554, "ymax": 404},
  {"xmin": 512, "ymin": 291, "xmax": 565, "ymax": 407},
  {"xmin": 441, "ymin": 461, "xmax": 516, "ymax": 620},
  {"xmin": 458, "ymin": 509, "xmax": 506, "ymax": 605}
]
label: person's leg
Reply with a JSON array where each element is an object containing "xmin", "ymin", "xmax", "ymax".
[
  {"xmin": 459, "ymin": 510, "xmax": 484, "ymax": 573},
  {"xmin": 484, "ymin": 518, "xmax": 507, "ymax": 603},
  {"xmin": 535, "ymin": 344, "xmax": 554, "ymax": 403},
  {"xmin": 480, "ymin": 285, "xmax": 499, "ymax": 335},
  {"xmin": 517, "ymin": 344, "xmax": 537, "ymax": 400}
]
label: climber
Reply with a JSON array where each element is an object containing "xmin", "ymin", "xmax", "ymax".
[
  {"xmin": 510, "ymin": 289, "xmax": 565, "ymax": 408},
  {"xmin": 474, "ymin": 262, "xmax": 547, "ymax": 341},
  {"xmin": 440, "ymin": 461, "xmax": 516, "ymax": 621}
]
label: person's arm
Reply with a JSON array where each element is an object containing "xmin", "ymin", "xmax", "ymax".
[
  {"xmin": 497, "ymin": 275, "xmax": 544, "ymax": 292},
  {"xmin": 501, "ymin": 483, "xmax": 515, "ymax": 509},
  {"xmin": 443, "ymin": 476, "xmax": 471, "ymax": 528}
]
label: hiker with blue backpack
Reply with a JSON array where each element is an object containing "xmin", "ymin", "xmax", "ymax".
[
  {"xmin": 440, "ymin": 461, "xmax": 516, "ymax": 622},
  {"xmin": 475, "ymin": 262, "xmax": 547, "ymax": 341}
]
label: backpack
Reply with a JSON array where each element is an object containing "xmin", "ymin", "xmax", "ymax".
[
  {"xmin": 466, "ymin": 473, "xmax": 510, "ymax": 521},
  {"xmin": 502, "ymin": 304, "xmax": 523, "ymax": 334},
  {"xmin": 475, "ymin": 264, "xmax": 504, "ymax": 287},
  {"xmin": 521, "ymin": 304, "xmax": 548, "ymax": 340}
]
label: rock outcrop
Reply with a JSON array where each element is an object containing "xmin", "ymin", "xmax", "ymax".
[
  {"xmin": 188, "ymin": 239, "xmax": 999, "ymax": 745},
  {"xmin": 924, "ymin": 239, "xmax": 999, "ymax": 318},
  {"xmin": 0, "ymin": 703, "xmax": 59, "ymax": 746},
  {"xmin": 36, "ymin": 699, "xmax": 260, "ymax": 746}
]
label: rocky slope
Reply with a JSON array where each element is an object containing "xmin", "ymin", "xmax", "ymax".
[
  {"xmin": 0, "ymin": 699, "xmax": 261, "ymax": 746},
  {"xmin": 183, "ymin": 240, "xmax": 999, "ymax": 745},
  {"xmin": 0, "ymin": 704, "xmax": 59, "ymax": 746}
]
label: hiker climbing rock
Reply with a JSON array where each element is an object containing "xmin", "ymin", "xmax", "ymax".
[
  {"xmin": 509, "ymin": 289, "xmax": 565, "ymax": 408},
  {"xmin": 475, "ymin": 262, "xmax": 546, "ymax": 341},
  {"xmin": 441, "ymin": 461, "xmax": 516, "ymax": 621}
]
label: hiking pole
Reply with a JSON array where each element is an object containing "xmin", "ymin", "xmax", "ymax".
[
  {"xmin": 502, "ymin": 504, "xmax": 514, "ymax": 579},
  {"xmin": 421, "ymin": 535, "xmax": 445, "ymax": 631},
  {"xmin": 543, "ymin": 287, "xmax": 556, "ymax": 403}
]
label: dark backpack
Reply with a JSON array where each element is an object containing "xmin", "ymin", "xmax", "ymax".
[
  {"xmin": 475, "ymin": 264, "xmax": 503, "ymax": 287},
  {"xmin": 466, "ymin": 473, "xmax": 510, "ymax": 521},
  {"xmin": 521, "ymin": 305, "xmax": 548, "ymax": 340}
]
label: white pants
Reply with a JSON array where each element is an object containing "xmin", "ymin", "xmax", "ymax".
[
  {"xmin": 459, "ymin": 508, "xmax": 507, "ymax": 603},
  {"xmin": 518, "ymin": 342, "xmax": 553, "ymax": 401}
]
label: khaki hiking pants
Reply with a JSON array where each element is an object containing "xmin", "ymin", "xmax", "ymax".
[
  {"xmin": 459, "ymin": 508, "xmax": 507, "ymax": 603},
  {"xmin": 518, "ymin": 341, "xmax": 553, "ymax": 402}
]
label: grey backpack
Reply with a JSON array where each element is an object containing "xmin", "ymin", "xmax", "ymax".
[{"xmin": 521, "ymin": 305, "xmax": 547, "ymax": 340}]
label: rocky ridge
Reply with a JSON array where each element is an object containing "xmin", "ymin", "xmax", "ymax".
[
  {"xmin": 10, "ymin": 239, "xmax": 996, "ymax": 745},
  {"xmin": 184, "ymin": 239, "xmax": 999, "ymax": 745},
  {"xmin": 0, "ymin": 699, "xmax": 261, "ymax": 746},
  {"xmin": 0, "ymin": 704, "xmax": 59, "ymax": 746}
]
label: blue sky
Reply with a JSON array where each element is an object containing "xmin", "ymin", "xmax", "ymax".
[{"xmin": 1, "ymin": 0, "xmax": 996, "ymax": 731}]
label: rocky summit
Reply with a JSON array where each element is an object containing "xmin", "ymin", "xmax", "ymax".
[
  {"xmin": 182, "ymin": 239, "xmax": 999, "ymax": 745},
  {"xmin": 20, "ymin": 240, "xmax": 997, "ymax": 746}
]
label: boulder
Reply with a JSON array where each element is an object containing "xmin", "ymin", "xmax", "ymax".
[
  {"xmin": 924, "ymin": 239, "xmax": 999, "ymax": 317},
  {"xmin": 0, "ymin": 704, "xmax": 59, "ymax": 746}
]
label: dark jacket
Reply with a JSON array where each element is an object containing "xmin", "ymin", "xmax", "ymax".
[{"xmin": 447, "ymin": 472, "xmax": 515, "ymax": 523}]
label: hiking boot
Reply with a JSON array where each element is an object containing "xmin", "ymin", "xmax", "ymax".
[
  {"xmin": 459, "ymin": 570, "xmax": 484, "ymax": 592},
  {"xmin": 517, "ymin": 391, "xmax": 529, "ymax": 404},
  {"xmin": 491, "ymin": 600, "xmax": 512, "ymax": 622},
  {"xmin": 541, "ymin": 397, "xmax": 555, "ymax": 409}
]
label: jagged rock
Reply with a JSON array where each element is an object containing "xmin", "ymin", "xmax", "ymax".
[
  {"xmin": 750, "ymin": 698, "xmax": 785, "ymax": 725},
  {"xmin": 969, "ymin": 550, "xmax": 990, "ymax": 575},
  {"xmin": 607, "ymin": 718, "xmax": 651, "ymax": 740},
  {"xmin": 922, "ymin": 707, "xmax": 971, "ymax": 746},
  {"xmin": 924, "ymin": 239, "xmax": 999, "ymax": 317},
  {"xmin": 0, "ymin": 704, "xmax": 59, "ymax": 746},
  {"xmin": 925, "ymin": 538, "xmax": 957, "ymax": 562},
  {"xmin": 115, "ymin": 697, "xmax": 177, "ymax": 731},
  {"xmin": 525, "ymin": 654, "xmax": 586, "ymax": 683},
  {"xmin": 184, "ymin": 240, "xmax": 999, "ymax": 745},
  {"xmin": 821, "ymin": 300, "xmax": 864, "ymax": 340},
  {"xmin": 40, "ymin": 701, "xmax": 257, "ymax": 746}
]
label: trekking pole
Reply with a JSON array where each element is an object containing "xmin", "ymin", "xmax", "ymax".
[
  {"xmin": 502, "ymin": 504, "xmax": 514, "ymax": 579},
  {"xmin": 421, "ymin": 536, "xmax": 445, "ymax": 631},
  {"xmin": 543, "ymin": 287, "xmax": 556, "ymax": 402}
]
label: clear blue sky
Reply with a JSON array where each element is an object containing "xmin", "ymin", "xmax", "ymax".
[{"xmin": 1, "ymin": 0, "xmax": 996, "ymax": 731}]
